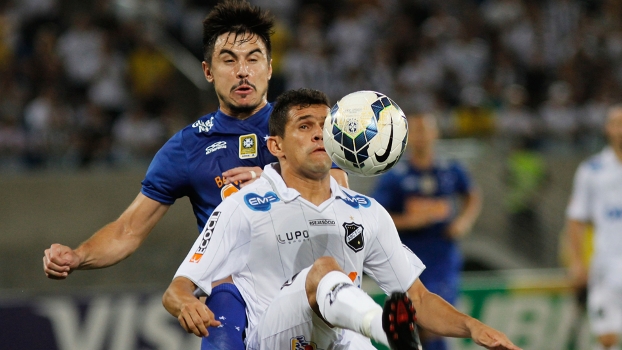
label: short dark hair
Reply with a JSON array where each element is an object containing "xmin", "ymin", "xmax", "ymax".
[
  {"xmin": 202, "ymin": 0, "xmax": 274, "ymax": 63},
  {"xmin": 269, "ymin": 88, "xmax": 331, "ymax": 138}
]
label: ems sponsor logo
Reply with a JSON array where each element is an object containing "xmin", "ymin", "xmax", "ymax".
[
  {"xmin": 308, "ymin": 219, "xmax": 336, "ymax": 226},
  {"xmin": 239, "ymin": 133, "xmax": 257, "ymax": 159},
  {"xmin": 277, "ymin": 230, "xmax": 309, "ymax": 244},
  {"xmin": 190, "ymin": 211, "xmax": 221, "ymax": 263},
  {"xmin": 205, "ymin": 141, "xmax": 226, "ymax": 155},
  {"xmin": 343, "ymin": 222, "xmax": 364, "ymax": 252},
  {"xmin": 192, "ymin": 116, "xmax": 214, "ymax": 133},
  {"xmin": 290, "ymin": 335, "xmax": 321, "ymax": 350},
  {"xmin": 244, "ymin": 191, "xmax": 279, "ymax": 211},
  {"xmin": 340, "ymin": 192, "xmax": 371, "ymax": 209}
]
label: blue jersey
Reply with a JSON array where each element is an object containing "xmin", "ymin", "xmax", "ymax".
[
  {"xmin": 371, "ymin": 158, "xmax": 473, "ymax": 302},
  {"xmin": 141, "ymin": 103, "xmax": 277, "ymax": 232}
]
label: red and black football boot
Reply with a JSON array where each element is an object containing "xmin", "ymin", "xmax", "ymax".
[{"xmin": 382, "ymin": 292, "xmax": 422, "ymax": 350}]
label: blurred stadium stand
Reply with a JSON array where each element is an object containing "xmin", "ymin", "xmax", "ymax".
[{"xmin": 1, "ymin": 0, "xmax": 619, "ymax": 348}]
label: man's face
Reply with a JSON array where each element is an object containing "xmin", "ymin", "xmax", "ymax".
[
  {"xmin": 203, "ymin": 32, "xmax": 272, "ymax": 117},
  {"xmin": 407, "ymin": 115, "xmax": 438, "ymax": 154},
  {"xmin": 272, "ymin": 104, "xmax": 332, "ymax": 179},
  {"xmin": 606, "ymin": 107, "xmax": 622, "ymax": 151}
]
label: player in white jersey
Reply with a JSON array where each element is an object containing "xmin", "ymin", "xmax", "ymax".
[
  {"xmin": 565, "ymin": 105, "xmax": 622, "ymax": 350},
  {"xmin": 163, "ymin": 88, "xmax": 520, "ymax": 350}
]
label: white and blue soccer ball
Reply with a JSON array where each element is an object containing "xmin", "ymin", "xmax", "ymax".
[{"xmin": 323, "ymin": 90, "xmax": 408, "ymax": 176}]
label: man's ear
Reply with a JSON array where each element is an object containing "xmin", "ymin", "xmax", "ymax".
[
  {"xmin": 267, "ymin": 58, "xmax": 273, "ymax": 81},
  {"xmin": 267, "ymin": 135, "xmax": 284, "ymax": 159},
  {"xmin": 202, "ymin": 61, "xmax": 213, "ymax": 83}
]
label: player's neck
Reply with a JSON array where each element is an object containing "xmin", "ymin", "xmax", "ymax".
[
  {"xmin": 278, "ymin": 166, "xmax": 331, "ymax": 206},
  {"xmin": 410, "ymin": 151, "xmax": 434, "ymax": 169},
  {"xmin": 612, "ymin": 145, "xmax": 622, "ymax": 164}
]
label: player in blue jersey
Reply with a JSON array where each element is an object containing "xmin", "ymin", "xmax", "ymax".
[
  {"xmin": 370, "ymin": 113, "xmax": 482, "ymax": 350},
  {"xmin": 42, "ymin": 2, "xmax": 346, "ymax": 350}
]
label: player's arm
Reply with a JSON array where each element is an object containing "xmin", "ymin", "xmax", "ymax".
[
  {"xmin": 447, "ymin": 186, "xmax": 482, "ymax": 239},
  {"xmin": 564, "ymin": 219, "xmax": 590, "ymax": 288},
  {"xmin": 407, "ymin": 279, "xmax": 520, "ymax": 349},
  {"xmin": 163, "ymin": 276, "xmax": 221, "ymax": 337},
  {"xmin": 43, "ymin": 193, "xmax": 169, "ymax": 278}
]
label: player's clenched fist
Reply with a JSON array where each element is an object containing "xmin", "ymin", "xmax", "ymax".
[{"xmin": 43, "ymin": 243, "xmax": 80, "ymax": 279}]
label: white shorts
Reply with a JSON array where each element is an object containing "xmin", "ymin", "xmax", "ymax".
[
  {"xmin": 588, "ymin": 283, "xmax": 622, "ymax": 336},
  {"xmin": 246, "ymin": 266, "xmax": 376, "ymax": 350}
]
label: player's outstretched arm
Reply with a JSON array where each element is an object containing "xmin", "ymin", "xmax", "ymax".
[
  {"xmin": 447, "ymin": 187, "xmax": 482, "ymax": 239},
  {"xmin": 163, "ymin": 276, "xmax": 221, "ymax": 337},
  {"xmin": 43, "ymin": 193, "xmax": 169, "ymax": 279},
  {"xmin": 407, "ymin": 279, "xmax": 521, "ymax": 350}
]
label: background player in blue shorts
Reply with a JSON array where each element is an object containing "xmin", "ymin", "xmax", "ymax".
[
  {"xmin": 42, "ymin": 1, "xmax": 347, "ymax": 349},
  {"xmin": 371, "ymin": 113, "xmax": 482, "ymax": 350}
]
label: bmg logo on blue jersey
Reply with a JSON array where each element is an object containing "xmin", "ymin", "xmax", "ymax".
[
  {"xmin": 340, "ymin": 192, "xmax": 371, "ymax": 209},
  {"xmin": 244, "ymin": 191, "xmax": 280, "ymax": 211}
]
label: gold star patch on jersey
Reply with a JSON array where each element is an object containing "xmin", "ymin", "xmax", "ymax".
[{"xmin": 239, "ymin": 134, "xmax": 257, "ymax": 159}]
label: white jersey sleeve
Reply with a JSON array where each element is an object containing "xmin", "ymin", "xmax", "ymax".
[
  {"xmin": 173, "ymin": 198, "xmax": 251, "ymax": 295},
  {"xmin": 566, "ymin": 162, "xmax": 594, "ymax": 222},
  {"xmin": 364, "ymin": 202, "xmax": 425, "ymax": 294}
]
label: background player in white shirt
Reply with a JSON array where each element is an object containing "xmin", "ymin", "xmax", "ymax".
[
  {"xmin": 565, "ymin": 105, "xmax": 622, "ymax": 350},
  {"xmin": 163, "ymin": 88, "xmax": 520, "ymax": 350}
]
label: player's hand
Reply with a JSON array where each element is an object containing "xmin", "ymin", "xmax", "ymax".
[
  {"xmin": 222, "ymin": 166, "xmax": 262, "ymax": 188},
  {"xmin": 468, "ymin": 319, "xmax": 522, "ymax": 350},
  {"xmin": 446, "ymin": 217, "xmax": 472, "ymax": 239},
  {"xmin": 43, "ymin": 244, "xmax": 81, "ymax": 279},
  {"xmin": 177, "ymin": 299, "xmax": 221, "ymax": 337}
]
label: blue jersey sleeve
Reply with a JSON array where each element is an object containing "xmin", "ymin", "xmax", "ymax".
[
  {"xmin": 370, "ymin": 172, "xmax": 405, "ymax": 213},
  {"xmin": 451, "ymin": 161, "xmax": 473, "ymax": 194},
  {"xmin": 141, "ymin": 132, "xmax": 190, "ymax": 204}
]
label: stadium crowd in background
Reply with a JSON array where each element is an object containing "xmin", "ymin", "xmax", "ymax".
[{"xmin": 1, "ymin": 0, "xmax": 622, "ymax": 171}]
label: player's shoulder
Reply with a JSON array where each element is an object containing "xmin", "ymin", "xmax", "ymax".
[
  {"xmin": 337, "ymin": 186, "xmax": 377, "ymax": 210},
  {"xmin": 580, "ymin": 148, "xmax": 613, "ymax": 173},
  {"xmin": 185, "ymin": 111, "xmax": 219, "ymax": 135}
]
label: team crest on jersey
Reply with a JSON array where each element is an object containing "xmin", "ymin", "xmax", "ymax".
[
  {"xmin": 343, "ymin": 222, "xmax": 364, "ymax": 252},
  {"xmin": 239, "ymin": 134, "xmax": 257, "ymax": 159},
  {"xmin": 340, "ymin": 192, "xmax": 371, "ymax": 209},
  {"xmin": 290, "ymin": 335, "xmax": 322, "ymax": 350},
  {"xmin": 190, "ymin": 211, "xmax": 221, "ymax": 263},
  {"xmin": 244, "ymin": 191, "xmax": 279, "ymax": 211}
]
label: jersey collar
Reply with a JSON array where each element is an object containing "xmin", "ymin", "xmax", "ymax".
[{"xmin": 261, "ymin": 163, "xmax": 345, "ymax": 203}]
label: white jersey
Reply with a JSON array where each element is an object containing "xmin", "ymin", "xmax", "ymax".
[
  {"xmin": 567, "ymin": 147, "xmax": 622, "ymax": 285},
  {"xmin": 174, "ymin": 163, "xmax": 425, "ymax": 334}
]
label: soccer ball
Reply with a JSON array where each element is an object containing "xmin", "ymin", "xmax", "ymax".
[{"xmin": 323, "ymin": 91, "xmax": 408, "ymax": 176}]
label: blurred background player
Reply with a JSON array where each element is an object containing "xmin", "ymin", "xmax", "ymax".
[
  {"xmin": 43, "ymin": 2, "xmax": 344, "ymax": 349},
  {"xmin": 563, "ymin": 104, "xmax": 622, "ymax": 350},
  {"xmin": 371, "ymin": 112, "xmax": 482, "ymax": 350}
]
